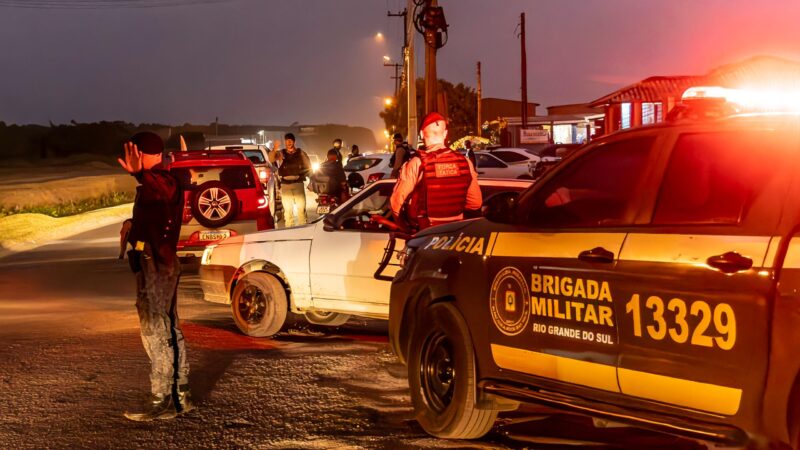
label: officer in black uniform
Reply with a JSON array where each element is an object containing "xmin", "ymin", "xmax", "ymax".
[
  {"xmin": 329, "ymin": 138, "xmax": 344, "ymax": 167},
  {"xmin": 118, "ymin": 131, "xmax": 193, "ymax": 421}
]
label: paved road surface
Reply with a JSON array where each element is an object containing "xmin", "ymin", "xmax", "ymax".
[{"xmin": 0, "ymin": 222, "xmax": 721, "ymax": 449}]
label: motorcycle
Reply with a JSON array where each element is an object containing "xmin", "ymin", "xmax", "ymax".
[{"xmin": 315, "ymin": 193, "xmax": 339, "ymax": 215}]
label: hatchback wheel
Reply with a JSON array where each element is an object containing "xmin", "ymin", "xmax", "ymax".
[{"xmin": 304, "ymin": 310, "xmax": 350, "ymax": 326}]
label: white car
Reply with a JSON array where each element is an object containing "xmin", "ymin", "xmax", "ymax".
[
  {"xmin": 474, "ymin": 148, "xmax": 541, "ymax": 179},
  {"xmin": 343, "ymin": 153, "xmax": 392, "ymax": 189},
  {"xmin": 199, "ymin": 177, "xmax": 534, "ymax": 337}
]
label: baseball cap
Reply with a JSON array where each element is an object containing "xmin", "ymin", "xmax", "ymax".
[
  {"xmin": 419, "ymin": 112, "xmax": 446, "ymax": 133},
  {"xmin": 130, "ymin": 131, "xmax": 164, "ymax": 155}
]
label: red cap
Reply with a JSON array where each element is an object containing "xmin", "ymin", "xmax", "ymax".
[{"xmin": 419, "ymin": 111, "xmax": 447, "ymax": 133}]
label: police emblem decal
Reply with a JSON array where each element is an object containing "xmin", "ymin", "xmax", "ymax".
[{"xmin": 490, "ymin": 267, "xmax": 530, "ymax": 336}]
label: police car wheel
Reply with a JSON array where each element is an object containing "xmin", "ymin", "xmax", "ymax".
[
  {"xmin": 231, "ymin": 272, "xmax": 287, "ymax": 337},
  {"xmin": 192, "ymin": 180, "xmax": 239, "ymax": 228},
  {"xmin": 304, "ymin": 310, "xmax": 350, "ymax": 326},
  {"xmin": 408, "ymin": 302, "xmax": 498, "ymax": 439}
]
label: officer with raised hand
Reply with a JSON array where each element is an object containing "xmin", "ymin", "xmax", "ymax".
[
  {"xmin": 390, "ymin": 112, "xmax": 481, "ymax": 231},
  {"xmin": 117, "ymin": 131, "xmax": 193, "ymax": 421}
]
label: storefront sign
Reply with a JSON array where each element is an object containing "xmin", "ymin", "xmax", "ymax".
[{"xmin": 520, "ymin": 128, "xmax": 550, "ymax": 144}]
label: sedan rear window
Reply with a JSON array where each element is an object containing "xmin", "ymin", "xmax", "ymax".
[
  {"xmin": 171, "ymin": 166, "xmax": 256, "ymax": 190},
  {"xmin": 345, "ymin": 158, "xmax": 381, "ymax": 171},
  {"xmin": 491, "ymin": 151, "xmax": 530, "ymax": 163}
]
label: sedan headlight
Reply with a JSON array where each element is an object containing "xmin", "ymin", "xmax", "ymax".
[{"xmin": 201, "ymin": 244, "xmax": 217, "ymax": 265}]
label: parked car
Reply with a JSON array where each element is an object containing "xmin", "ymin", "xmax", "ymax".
[
  {"xmin": 168, "ymin": 150, "xmax": 274, "ymax": 262},
  {"xmin": 344, "ymin": 153, "xmax": 392, "ymax": 189},
  {"xmin": 527, "ymin": 143, "xmax": 584, "ymax": 179},
  {"xmin": 207, "ymin": 144, "xmax": 283, "ymax": 222},
  {"xmin": 385, "ymin": 88, "xmax": 800, "ymax": 448},
  {"xmin": 473, "ymin": 150, "xmax": 536, "ymax": 179},
  {"xmin": 198, "ymin": 178, "xmax": 533, "ymax": 337}
]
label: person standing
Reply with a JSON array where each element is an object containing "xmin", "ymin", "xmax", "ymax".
[
  {"xmin": 389, "ymin": 132, "xmax": 412, "ymax": 178},
  {"xmin": 117, "ymin": 131, "xmax": 193, "ymax": 421},
  {"xmin": 391, "ymin": 112, "xmax": 481, "ymax": 231},
  {"xmin": 463, "ymin": 139, "xmax": 477, "ymax": 169},
  {"xmin": 330, "ymin": 138, "xmax": 344, "ymax": 167},
  {"xmin": 273, "ymin": 133, "xmax": 312, "ymax": 227},
  {"xmin": 345, "ymin": 144, "xmax": 360, "ymax": 165}
]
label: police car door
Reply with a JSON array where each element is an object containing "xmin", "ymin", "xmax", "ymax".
[
  {"xmin": 487, "ymin": 135, "xmax": 662, "ymax": 396},
  {"xmin": 614, "ymin": 128, "xmax": 794, "ymax": 419}
]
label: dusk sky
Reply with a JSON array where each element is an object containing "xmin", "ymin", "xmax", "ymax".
[{"xmin": 2, "ymin": 0, "xmax": 800, "ymax": 142}]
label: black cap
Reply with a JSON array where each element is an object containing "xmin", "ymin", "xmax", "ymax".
[
  {"xmin": 333, "ymin": 138, "xmax": 342, "ymax": 146},
  {"xmin": 284, "ymin": 133, "xmax": 295, "ymax": 141},
  {"xmin": 130, "ymin": 131, "xmax": 164, "ymax": 155},
  {"xmin": 392, "ymin": 132, "xmax": 403, "ymax": 141}
]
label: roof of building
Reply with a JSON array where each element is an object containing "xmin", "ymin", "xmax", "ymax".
[{"xmin": 589, "ymin": 76, "xmax": 707, "ymax": 107}]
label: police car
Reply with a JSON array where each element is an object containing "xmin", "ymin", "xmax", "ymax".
[{"xmin": 386, "ymin": 86, "xmax": 800, "ymax": 448}]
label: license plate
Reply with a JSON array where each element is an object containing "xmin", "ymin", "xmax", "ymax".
[
  {"xmin": 199, "ymin": 230, "xmax": 231, "ymax": 241},
  {"xmin": 317, "ymin": 205, "xmax": 331, "ymax": 214}
]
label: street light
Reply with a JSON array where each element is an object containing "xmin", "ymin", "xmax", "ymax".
[
  {"xmin": 375, "ymin": 32, "xmax": 384, "ymax": 42},
  {"xmin": 384, "ymin": 97, "xmax": 394, "ymax": 106}
]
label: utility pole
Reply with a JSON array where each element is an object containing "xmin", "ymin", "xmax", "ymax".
[
  {"xmin": 519, "ymin": 12, "xmax": 529, "ymax": 129},
  {"xmin": 383, "ymin": 61, "xmax": 402, "ymax": 98},
  {"xmin": 416, "ymin": 0, "xmax": 448, "ymax": 115},
  {"xmin": 406, "ymin": 0, "xmax": 417, "ymax": 146},
  {"xmin": 477, "ymin": 61, "xmax": 482, "ymax": 135}
]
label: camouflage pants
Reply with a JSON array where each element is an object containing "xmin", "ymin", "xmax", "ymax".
[{"xmin": 135, "ymin": 254, "xmax": 189, "ymax": 396}]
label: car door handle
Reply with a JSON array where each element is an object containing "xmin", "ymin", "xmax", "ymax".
[
  {"xmin": 706, "ymin": 251, "xmax": 753, "ymax": 274},
  {"xmin": 578, "ymin": 247, "xmax": 615, "ymax": 264}
]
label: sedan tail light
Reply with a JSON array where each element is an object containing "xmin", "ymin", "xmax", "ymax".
[{"xmin": 367, "ymin": 172, "xmax": 385, "ymax": 183}]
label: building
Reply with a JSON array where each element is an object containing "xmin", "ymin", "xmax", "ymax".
[
  {"xmin": 504, "ymin": 103, "xmax": 605, "ymax": 147},
  {"xmin": 590, "ymin": 56, "xmax": 800, "ymax": 134}
]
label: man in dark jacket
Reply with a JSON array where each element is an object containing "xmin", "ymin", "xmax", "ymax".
[
  {"xmin": 310, "ymin": 149, "xmax": 349, "ymax": 202},
  {"xmin": 390, "ymin": 133, "xmax": 412, "ymax": 178},
  {"xmin": 272, "ymin": 133, "xmax": 312, "ymax": 227},
  {"xmin": 117, "ymin": 131, "xmax": 192, "ymax": 421},
  {"xmin": 329, "ymin": 138, "xmax": 344, "ymax": 167}
]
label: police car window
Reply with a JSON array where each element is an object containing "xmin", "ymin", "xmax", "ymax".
[
  {"xmin": 475, "ymin": 154, "xmax": 505, "ymax": 168},
  {"xmin": 528, "ymin": 137, "xmax": 655, "ymax": 228},
  {"xmin": 491, "ymin": 151, "xmax": 529, "ymax": 163},
  {"xmin": 653, "ymin": 132, "xmax": 775, "ymax": 225}
]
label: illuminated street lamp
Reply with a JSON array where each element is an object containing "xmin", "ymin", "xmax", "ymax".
[
  {"xmin": 375, "ymin": 32, "xmax": 384, "ymax": 42},
  {"xmin": 384, "ymin": 97, "xmax": 394, "ymax": 107}
]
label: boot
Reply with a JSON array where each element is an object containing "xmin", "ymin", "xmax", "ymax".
[
  {"xmin": 123, "ymin": 393, "xmax": 177, "ymax": 421},
  {"xmin": 176, "ymin": 384, "xmax": 195, "ymax": 415}
]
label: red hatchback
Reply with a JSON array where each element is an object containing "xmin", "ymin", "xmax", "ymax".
[{"xmin": 168, "ymin": 151, "xmax": 274, "ymax": 262}]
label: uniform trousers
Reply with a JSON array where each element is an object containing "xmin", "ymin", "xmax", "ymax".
[
  {"xmin": 281, "ymin": 182, "xmax": 307, "ymax": 227},
  {"xmin": 135, "ymin": 253, "xmax": 189, "ymax": 396}
]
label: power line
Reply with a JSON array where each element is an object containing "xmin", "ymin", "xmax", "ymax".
[{"xmin": 0, "ymin": 0, "xmax": 232, "ymax": 9}]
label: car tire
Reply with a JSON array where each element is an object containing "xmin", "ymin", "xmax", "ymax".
[
  {"xmin": 192, "ymin": 180, "xmax": 239, "ymax": 228},
  {"xmin": 304, "ymin": 310, "xmax": 350, "ymax": 326},
  {"xmin": 407, "ymin": 302, "xmax": 498, "ymax": 439},
  {"xmin": 231, "ymin": 272, "xmax": 287, "ymax": 337},
  {"xmin": 348, "ymin": 172, "xmax": 364, "ymax": 190}
]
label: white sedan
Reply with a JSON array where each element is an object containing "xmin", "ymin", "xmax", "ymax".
[
  {"xmin": 199, "ymin": 178, "xmax": 533, "ymax": 337},
  {"xmin": 474, "ymin": 148, "xmax": 541, "ymax": 179}
]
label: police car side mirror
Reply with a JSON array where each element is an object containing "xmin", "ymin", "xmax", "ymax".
[{"xmin": 483, "ymin": 191, "xmax": 519, "ymax": 224}]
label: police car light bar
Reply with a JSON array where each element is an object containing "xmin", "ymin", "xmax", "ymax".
[{"xmin": 682, "ymin": 86, "xmax": 800, "ymax": 113}]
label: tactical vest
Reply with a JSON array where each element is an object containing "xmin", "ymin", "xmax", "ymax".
[
  {"xmin": 279, "ymin": 149, "xmax": 308, "ymax": 182},
  {"xmin": 408, "ymin": 148, "xmax": 472, "ymax": 225}
]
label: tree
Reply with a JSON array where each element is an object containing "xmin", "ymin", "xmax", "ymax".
[{"xmin": 380, "ymin": 78, "xmax": 477, "ymax": 145}]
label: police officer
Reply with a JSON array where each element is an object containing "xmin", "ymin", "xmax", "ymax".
[
  {"xmin": 390, "ymin": 112, "xmax": 482, "ymax": 231},
  {"xmin": 117, "ymin": 131, "xmax": 192, "ymax": 421},
  {"xmin": 273, "ymin": 133, "xmax": 312, "ymax": 227},
  {"xmin": 389, "ymin": 132, "xmax": 412, "ymax": 178}
]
